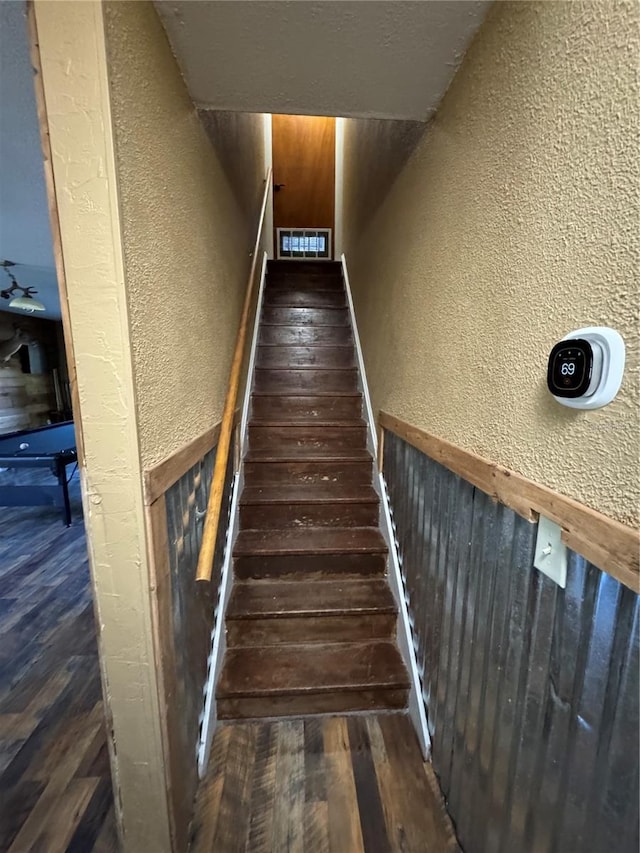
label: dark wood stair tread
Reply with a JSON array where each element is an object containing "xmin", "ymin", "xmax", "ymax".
[
  {"xmin": 242, "ymin": 460, "xmax": 374, "ymax": 489},
  {"xmin": 256, "ymin": 345, "xmax": 355, "ymax": 369},
  {"xmin": 252, "ymin": 392, "xmax": 362, "ymax": 397},
  {"xmin": 227, "ymin": 579, "xmax": 396, "ymax": 619},
  {"xmin": 248, "ymin": 425, "xmax": 367, "ymax": 456},
  {"xmin": 250, "ymin": 390, "xmax": 362, "ymax": 398},
  {"xmin": 266, "ymin": 275, "xmax": 343, "ymax": 285},
  {"xmin": 234, "ymin": 527, "xmax": 387, "ymax": 556},
  {"xmin": 259, "ymin": 326, "xmax": 353, "ymax": 346},
  {"xmin": 257, "ymin": 342, "xmax": 354, "ymax": 348},
  {"xmin": 254, "ymin": 368, "xmax": 358, "ymax": 393},
  {"xmin": 244, "ymin": 448, "xmax": 372, "ymax": 462},
  {"xmin": 267, "ymin": 260, "xmax": 342, "ymax": 272},
  {"xmin": 264, "ymin": 287, "xmax": 345, "ymax": 293},
  {"xmin": 240, "ymin": 484, "xmax": 378, "ymax": 505},
  {"xmin": 264, "ymin": 293, "xmax": 346, "ymax": 308},
  {"xmin": 261, "ymin": 308, "xmax": 350, "ymax": 327},
  {"xmin": 217, "ymin": 642, "xmax": 409, "ymax": 697},
  {"xmin": 249, "ymin": 418, "xmax": 365, "ymax": 427},
  {"xmin": 256, "ymin": 364, "xmax": 357, "ymax": 370},
  {"xmin": 255, "ymin": 365, "xmax": 356, "ymax": 372}
]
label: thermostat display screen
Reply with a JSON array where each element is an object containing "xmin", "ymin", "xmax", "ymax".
[{"xmin": 547, "ymin": 339, "xmax": 593, "ymax": 397}]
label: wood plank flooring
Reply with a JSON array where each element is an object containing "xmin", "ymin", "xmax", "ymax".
[
  {"xmin": 190, "ymin": 713, "xmax": 460, "ymax": 853},
  {"xmin": 0, "ymin": 468, "xmax": 117, "ymax": 852}
]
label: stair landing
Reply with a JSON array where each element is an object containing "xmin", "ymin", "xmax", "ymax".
[
  {"xmin": 191, "ymin": 715, "xmax": 461, "ymax": 852},
  {"xmin": 217, "ymin": 260, "xmax": 409, "ymax": 719}
]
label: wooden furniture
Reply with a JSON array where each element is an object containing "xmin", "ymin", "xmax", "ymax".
[{"xmin": 0, "ymin": 421, "xmax": 77, "ymax": 525}]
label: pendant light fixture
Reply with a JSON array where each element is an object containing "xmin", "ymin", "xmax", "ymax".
[{"xmin": 0, "ymin": 260, "xmax": 46, "ymax": 313}]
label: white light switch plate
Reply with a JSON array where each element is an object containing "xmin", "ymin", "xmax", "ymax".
[{"xmin": 534, "ymin": 515, "xmax": 567, "ymax": 588}]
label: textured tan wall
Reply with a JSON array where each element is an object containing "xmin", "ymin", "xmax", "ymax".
[
  {"xmin": 35, "ymin": 3, "xmax": 173, "ymax": 849},
  {"xmin": 104, "ymin": 1, "xmax": 266, "ymax": 470},
  {"xmin": 343, "ymin": 1, "xmax": 640, "ymax": 527}
]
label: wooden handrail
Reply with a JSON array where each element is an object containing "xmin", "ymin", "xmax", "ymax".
[{"xmin": 196, "ymin": 169, "xmax": 272, "ymax": 583}]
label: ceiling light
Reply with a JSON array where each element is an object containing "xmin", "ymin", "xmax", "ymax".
[
  {"xmin": 0, "ymin": 260, "xmax": 46, "ymax": 313},
  {"xmin": 8, "ymin": 295, "xmax": 46, "ymax": 312}
]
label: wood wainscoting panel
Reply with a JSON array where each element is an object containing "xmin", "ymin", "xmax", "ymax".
[
  {"xmin": 145, "ymin": 496, "xmax": 189, "ymax": 853},
  {"xmin": 380, "ymin": 411, "xmax": 639, "ymax": 591},
  {"xmin": 143, "ymin": 422, "xmax": 221, "ymax": 506},
  {"xmin": 381, "ymin": 428, "xmax": 639, "ymax": 852}
]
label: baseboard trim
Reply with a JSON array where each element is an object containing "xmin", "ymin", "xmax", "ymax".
[
  {"xmin": 380, "ymin": 411, "xmax": 639, "ymax": 592},
  {"xmin": 341, "ymin": 254, "xmax": 377, "ymax": 458}
]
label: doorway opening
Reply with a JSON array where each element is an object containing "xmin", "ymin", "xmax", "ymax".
[{"xmin": 270, "ymin": 113, "xmax": 339, "ymax": 260}]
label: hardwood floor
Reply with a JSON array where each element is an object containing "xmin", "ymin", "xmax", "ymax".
[
  {"xmin": 190, "ymin": 713, "xmax": 460, "ymax": 853},
  {"xmin": 0, "ymin": 469, "xmax": 117, "ymax": 852}
]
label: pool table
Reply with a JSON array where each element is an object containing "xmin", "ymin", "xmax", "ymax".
[{"xmin": 0, "ymin": 421, "xmax": 77, "ymax": 526}]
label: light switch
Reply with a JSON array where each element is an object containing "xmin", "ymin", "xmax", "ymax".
[{"xmin": 534, "ymin": 515, "xmax": 567, "ymax": 588}]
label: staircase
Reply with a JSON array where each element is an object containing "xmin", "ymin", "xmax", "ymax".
[{"xmin": 216, "ymin": 260, "xmax": 410, "ymax": 719}]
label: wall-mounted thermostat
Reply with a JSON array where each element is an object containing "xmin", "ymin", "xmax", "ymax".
[{"xmin": 547, "ymin": 327, "xmax": 625, "ymax": 409}]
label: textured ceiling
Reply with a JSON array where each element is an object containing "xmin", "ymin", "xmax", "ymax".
[
  {"xmin": 156, "ymin": 0, "xmax": 490, "ymax": 120},
  {"xmin": 0, "ymin": 1, "xmax": 60, "ymax": 319}
]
